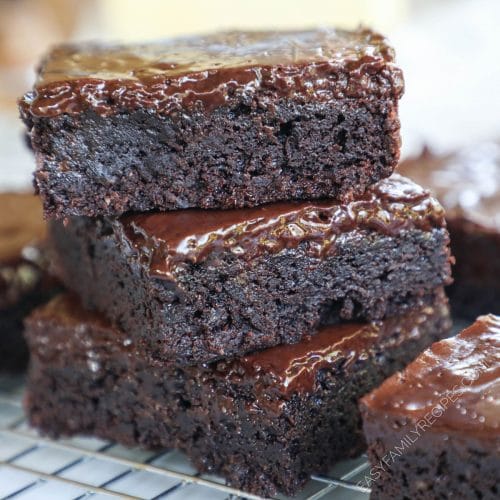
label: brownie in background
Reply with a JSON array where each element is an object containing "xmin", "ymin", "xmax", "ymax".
[
  {"xmin": 19, "ymin": 28, "xmax": 403, "ymax": 218},
  {"xmin": 360, "ymin": 314, "xmax": 500, "ymax": 500},
  {"xmin": 398, "ymin": 143, "xmax": 500, "ymax": 318},
  {"xmin": 25, "ymin": 291, "xmax": 450, "ymax": 497},
  {"xmin": 0, "ymin": 192, "xmax": 58, "ymax": 371}
]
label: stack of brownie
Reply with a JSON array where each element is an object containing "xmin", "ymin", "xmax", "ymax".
[{"xmin": 19, "ymin": 29, "xmax": 453, "ymax": 496}]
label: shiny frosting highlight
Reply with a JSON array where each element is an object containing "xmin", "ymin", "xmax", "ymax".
[
  {"xmin": 21, "ymin": 29, "xmax": 404, "ymax": 117},
  {"xmin": 30, "ymin": 293, "xmax": 448, "ymax": 401},
  {"xmin": 228, "ymin": 302, "xmax": 446, "ymax": 398},
  {"xmin": 120, "ymin": 174, "xmax": 446, "ymax": 280},
  {"xmin": 398, "ymin": 142, "xmax": 500, "ymax": 231},
  {"xmin": 362, "ymin": 314, "xmax": 500, "ymax": 438}
]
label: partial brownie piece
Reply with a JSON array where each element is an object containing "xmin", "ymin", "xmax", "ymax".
[
  {"xmin": 360, "ymin": 314, "xmax": 500, "ymax": 500},
  {"xmin": 398, "ymin": 143, "xmax": 500, "ymax": 318},
  {"xmin": 49, "ymin": 174, "xmax": 453, "ymax": 365},
  {"xmin": 19, "ymin": 29, "xmax": 403, "ymax": 218},
  {"xmin": 25, "ymin": 292, "xmax": 451, "ymax": 497},
  {"xmin": 0, "ymin": 192, "xmax": 58, "ymax": 371}
]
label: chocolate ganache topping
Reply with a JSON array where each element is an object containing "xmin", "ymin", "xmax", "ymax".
[
  {"xmin": 225, "ymin": 301, "xmax": 447, "ymax": 399},
  {"xmin": 398, "ymin": 142, "xmax": 500, "ymax": 232},
  {"xmin": 21, "ymin": 28, "xmax": 404, "ymax": 118},
  {"xmin": 30, "ymin": 293, "xmax": 449, "ymax": 402},
  {"xmin": 27, "ymin": 294, "xmax": 134, "ymax": 367},
  {"xmin": 121, "ymin": 174, "xmax": 446, "ymax": 280},
  {"xmin": 362, "ymin": 314, "xmax": 500, "ymax": 438}
]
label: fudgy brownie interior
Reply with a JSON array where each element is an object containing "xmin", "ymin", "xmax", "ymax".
[
  {"xmin": 49, "ymin": 175, "xmax": 453, "ymax": 364},
  {"xmin": 25, "ymin": 292, "xmax": 451, "ymax": 496},
  {"xmin": 20, "ymin": 29, "xmax": 403, "ymax": 218}
]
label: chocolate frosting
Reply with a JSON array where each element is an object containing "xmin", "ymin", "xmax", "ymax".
[
  {"xmin": 227, "ymin": 300, "xmax": 448, "ymax": 398},
  {"xmin": 398, "ymin": 143, "xmax": 500, "ymax": 232},
  {"xmin": 29, "ymin": 292, "xmax": 449, "ymax": 401},
  {"xmin": 120, "ymin": 174, "xmax": 446, "ymax": 280},
  {"xmin": 361, "ymin": 314, "xmax": 500, "ymax": 439},
  {"xmin": 26, "ymin": 294, "xmax": 135, "ymax": 373},
  {"xmin": 20, "ymin": 29, "xmax": 404, "ymax": 118}
]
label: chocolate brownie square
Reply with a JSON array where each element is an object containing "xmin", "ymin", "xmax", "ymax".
[
  {"xmin": 360, "ymin": 314, "xmax": 500, "ymax": 499},
  {"xmin": 19, "ymin": 29, "xmax": 403, "ymax": 218},
  {"xmin": 25, "ymin": 291, "xmax": 451, "ymax": 497},
  {"xmin": 48, "ymin": 174, "xmax": 453, "ymax": 364},
  {"xmin": 398, "ymin": 143, "xmax": 500, "ymax": 318},
  {"xmin": 0, "ymin": 192, "xmax": 59, "ymax": 370}
]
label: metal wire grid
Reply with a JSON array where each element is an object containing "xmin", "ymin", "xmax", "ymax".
[{"xmin": 0, "ymin": 376, "xmax": 370, "ymax": 500}]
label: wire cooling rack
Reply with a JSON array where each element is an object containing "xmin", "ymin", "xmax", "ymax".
[{"xmin": 0, "ymin": 373, "xmax": 371, "ymax": 500}]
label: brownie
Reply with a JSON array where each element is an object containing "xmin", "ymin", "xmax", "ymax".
[
  {"xmin": 398, "ymin": 143, "xmax": 500, "ymax": 319},
  {"xmin": 19, "ymin": 29, "xmax": 403, "ymax": 218},
  {"xmin": 48, "ymin": 174, "xmax": 453, "ymax": 365},
  {"xmin": 360, "ymin": 314, "xmax": 500, "ymax": 499},
  {"xmin": 0, "ymin": 192, "xmax": 58, "ymax": 371},
  {"xmin": 25, "ymin": 291, "xmax": 451, "ymax": 497}
]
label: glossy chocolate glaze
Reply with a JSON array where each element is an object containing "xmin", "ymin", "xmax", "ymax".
[
  {"xmin": 362, "ymin": 314, "xmax": 500, "ymax": 438},
  {"xmin": 398, "ymin": 143, "xmax": 500, "ymax": 232},
  {"xmin": 120, "ymin": 174, "xmax": 446, "ymax": 280},
  {"xmin": 228, "ymin": 299, "xmax": 449, "ymax": 397},
  {"xmin": 26, "ymin": 294, "xmax": 135, "ymax": 377},
  {"xmin": 29, "ymin": 292, "xmax": 449, "ymax": 400},
  {"xmin": 21, "ymin": 29, "xmax": 404, "ymax": 118}
]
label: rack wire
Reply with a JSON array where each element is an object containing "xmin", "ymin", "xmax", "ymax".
[{"xmin": 0, "ymin": 374, "xmax": 370, "ymax": 500}]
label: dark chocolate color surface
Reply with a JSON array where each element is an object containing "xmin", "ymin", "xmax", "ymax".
[
  {"xmin": 122, "ymin": 174, "xmax": 445, "ymax": 279},
  {"xmin": 235, "ymin": 303, "xmax": 448, "ymax": 398},
  {"xmin": 21, "ymin": 29, "xmax": 403, "ymax": 117},
  {"xmin": 398, "ymin": 143, "xmax": 500, "ymax": 232},
  {"xmin": 33, "ymin": 293, "xmax": 448, "ymax": 399},
  {"xmin": 398, "ymin": 144, "xmax": 500, "ymax": 318},
  {"xmin": 48, "ymin": 173, "xmax": 452, "ymax": 364},
  {"xmin": 25, "ymin": 292, "xmax": 450, "ymax": 495},
  {"xmin": 361, "ymin": 314, "xmax": 500, "ymax": 440}
]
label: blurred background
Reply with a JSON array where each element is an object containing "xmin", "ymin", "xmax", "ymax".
[{"xmin": 1, "ymin": 0, "xmax": 499, "ymax": 190}]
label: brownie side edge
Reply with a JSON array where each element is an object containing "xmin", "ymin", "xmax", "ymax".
[
  {"xmin": 25, "ymin": 299, "xmax": 450, "ymax": 497},
  {"xmin": 25, "ymin": 97, "xmax": 400, "ymax": 218},
  {"xmin": 359, "ymin": 408, "xmax": 500, "ymax": 499},
  {"xmin": 48, "ymin": 213, "xmax": 452, "ymax": 365}
]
